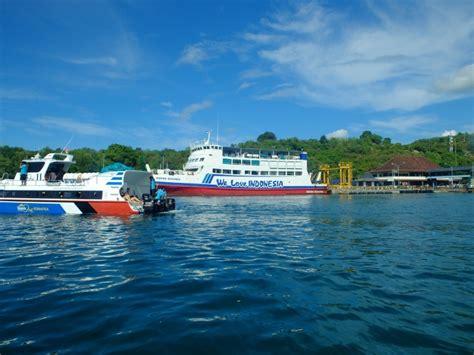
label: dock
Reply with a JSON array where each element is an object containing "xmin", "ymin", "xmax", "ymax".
[{"xmin": 330, "ymin": 186, "xmax": 471, "ymax": 194}]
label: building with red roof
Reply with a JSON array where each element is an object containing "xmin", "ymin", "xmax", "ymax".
[{"xmin": 355, "ymin": 156, "xmax": 439, "ymax": 187}]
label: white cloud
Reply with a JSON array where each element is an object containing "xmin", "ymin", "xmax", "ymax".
[
  {"xmin": 161, "ymin": 101, "xmax": 173, "ymax": 108},
  {"xmin": 369, "ymin": 115, "xmax": 436, "ymax": 133},
  {"xmin": 242, "ymin": 32, "xmax": 282, "ymax": 44},
  {"xmin": 239, "ymin": 69, "xmax": 272, "ymax": 80},
  {"xmin": 238, "ymin": 82, "xmax": 254, "ymax": 90},
  {"xmin": 435, "ymin": 64, "xmax": 474, "ymax": 94},
  {"xmin": 166, "ymin": 100, "xmax": 213, "ymax": 121},
  {"xmin": 261, "ymin": 2, "xmax": 330, "ymax": 34},
  {"xmin": 256, "ymin": 86, "xmax": 297, "ymax": 101},
  {"xmin": 177, "ymin": 45, "xmax": 209, "ymax": 66},
  {"xmin": 177, "ymin": 41, "xmax": 231, "ymax": 66},
  {"xmin": 55, "ymin": 12, "xmax": 143, "ymax": 83},
  {"xmin": 60, "ymin": 57, "xmax": 118, "ymax": 66},
  {"xmin": 441, "ymin": 130, "xmax": 457, "ymax": 137},
  {"xmin": 33, "ymin": 116, "xmax": 115, "ymax": 137},
  {"xmin": 326, "ymin": 129, "xmax": 348, "ymax": 139},
  {"xmin": 243, "ymin": 1, "xmax": 474, "ymax": 111},
  {"xmin": 0, "ymin": 89, "xmax": 55, "ymax": 101}
]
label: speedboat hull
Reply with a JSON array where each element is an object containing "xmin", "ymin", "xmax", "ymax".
[{"xmin": 0, "ymin": 200, "xmax": 140, "ymax": 215}]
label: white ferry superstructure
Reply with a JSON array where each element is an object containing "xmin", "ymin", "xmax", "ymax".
[{"xmin": 151, "ymin": 135, "xmax": 328, "ymax": 196}]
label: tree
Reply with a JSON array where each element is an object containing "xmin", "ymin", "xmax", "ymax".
[
  {"xmin": 320, "ymin": 135, "xmax": 328, "ymax": 144},
  {"xmin": 104, "ymin": 144, "xmax": 139, "ymax": 167},
  {"xmin": 257, "ymin": 131, "xmax": 277, "ymax": 142},
  {"xmin": 360, "ymin": 130, "xmax": 382, "ymax": 144}
]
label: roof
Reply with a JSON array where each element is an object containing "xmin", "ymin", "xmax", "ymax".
[
  {"xmin": 428, "ymin": 166, "xmax": 473, "ymax": 173},
  {"xmin": 100, "ymin": 162, "xmax": 133, "ymax": 173},
  {"xmin": 371, "ymin": 156, "xmax": 439, "ymax": 173}
]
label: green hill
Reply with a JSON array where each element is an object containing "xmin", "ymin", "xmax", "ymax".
[{"xmin": 1, "ymin": 132, "xmax": 472, "ymax": 179}]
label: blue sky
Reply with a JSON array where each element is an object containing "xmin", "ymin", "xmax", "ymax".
[{"xmin": 1, "ymin": 0, "xmax": 473, "ymax": 150}]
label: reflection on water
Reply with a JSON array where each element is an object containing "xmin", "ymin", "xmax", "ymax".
[{"xmin": 0, "ymin": 194, "xmax": 473, "ymax": 353}]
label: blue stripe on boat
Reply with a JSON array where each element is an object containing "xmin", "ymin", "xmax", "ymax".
[{"xmin": 0, "ymin": 201, "xmax": 65, "ymax": 214}]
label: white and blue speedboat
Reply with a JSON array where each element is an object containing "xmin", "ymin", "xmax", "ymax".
[{"xmin": 0, "ymin": 153, "xmax": 173, "ymax": 215}]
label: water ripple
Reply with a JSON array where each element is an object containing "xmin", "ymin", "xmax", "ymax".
[{"xmin": 0, "ymin": 194, "xmax": 473, "ymax": 353}]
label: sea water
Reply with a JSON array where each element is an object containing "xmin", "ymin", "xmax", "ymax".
[{"xmin": 0, "ymin": 194, "xmax": 473, "ymax": 353}]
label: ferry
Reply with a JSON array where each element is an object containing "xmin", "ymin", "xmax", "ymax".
[
  {"xmin": 149, "ymin": 134, "xmax": 328, "ymax": 196},
  {"xmin": 0, "ymin": 153, "xmax": 175, "ymax": 215}
]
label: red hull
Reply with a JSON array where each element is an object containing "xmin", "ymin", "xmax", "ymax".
[
  {"xmin": 89, "ymin": 201, "xmax": 140, "ymax": 215},
  {"xmin": 162, "ymin": 185, "xmax": 329, "ymax": 196}
]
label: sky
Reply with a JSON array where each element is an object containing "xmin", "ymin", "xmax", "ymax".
[{"xmin": 1, "ymin": 0, "xmax": 473, "ymax": 151}]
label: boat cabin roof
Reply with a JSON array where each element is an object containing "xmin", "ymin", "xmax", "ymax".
[
  {"xmin": 223, "ymin": 147, "xmax": 301, "ymax": 157},
  {"xmin": 23, "ymin": 153, "xmax": 75, "ymax": 163}
]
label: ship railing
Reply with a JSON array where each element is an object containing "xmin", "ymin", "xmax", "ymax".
[
  {"xmin": 0, "ymin": 178, "xmax": 86, "ymax": 187},
  {"xmin": 222, "ymin": 153, "xmax": 301, "ymax": 160}
]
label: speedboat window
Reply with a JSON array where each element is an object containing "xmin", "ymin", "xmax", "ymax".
[{"xmin": 26, "ymin": 162, "xmax": 45, "ymax": 173}]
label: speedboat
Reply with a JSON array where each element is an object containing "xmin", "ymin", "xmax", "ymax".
[{"xmin": 0, "ymin": 152, "xmax": 175, "ymax": 215}]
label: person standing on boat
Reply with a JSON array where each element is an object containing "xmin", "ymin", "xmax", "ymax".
[
  {"xmin": 154, "ymin": 187, "xmax": 166, "ymax": 203},
  {"xmin": 19, "ymin": 162, "xmax": 28, "ymax": 186},
  {"xmin": 149, "ymin": 176, "xmax": 156, "ymax": 196}
]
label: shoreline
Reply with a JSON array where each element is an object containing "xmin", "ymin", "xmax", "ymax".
[{"xmin": 330, "ymin": 186, "xmax": 472, "ymax": 194}]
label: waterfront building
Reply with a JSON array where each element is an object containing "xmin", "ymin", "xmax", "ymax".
[
  {"xmin": 427, "ymin": 166, "xmax": 474, "ymax": 187},
  {"xmin": 353, "ymin": 156, "xmax": 473, "ymax": 188}
]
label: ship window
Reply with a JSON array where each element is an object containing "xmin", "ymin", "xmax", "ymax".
[
  {"xmin": 204, "ymin": 146, "xmax": 209, "ymax": 149},
  {"xmin": 251, "ymin": 171, "xmax": 258, "ymax": 175},
  {"xmin": 296, "ymin": 171, "xmax": 302, "ymax": 176},
  {"xmin": 251, "ymin": 160, "xmax": 260, "ymax": 166},
  {"xmin": 199, "ymin": 158, "xmax": 205, "ymax": 161},
  {"xmin": 287, "ymin": 171, "xmax": 294, "ymax": 176},
  {"xmin": 260, "ymin": 171, "xmax": 269, "ymax": 176},
  {"xmin": 232, "ymin": 159, "xmax": 241, "ymax": 165},
  {"xmin": 223, "ymin": 169, "xmax": 231, "ymax": 174},
  {"xmin": 26, "ymin": 162, "xmax": 45, "ymax": 173},
  {"xmin": 232, "ymin": 170, "xmax": 240, "ymax": 174},
  {"xmin": 223, "ymin": 158, "xmax": 231, "ymax": 164},
  {"xmin": 213, "ymin": 169, "xmax": 222, "ymax": 173},
  {"xmin": 186, "ymin": 168, "xmax": 199, "ymax": 172},
  {"xmin": 278, "ymin": 171, "xmax": 286, "ymax": 176},
  {"xmin": 270, "ymin": 171, "xmax": 277, "ymax": 176},
  {"xmin": 243, "ymin": 160, "xmax": 251, "ymax": 165},
  {"xmin": 245, "ymin": 170, "xmax": 251, "ymax": 175}
]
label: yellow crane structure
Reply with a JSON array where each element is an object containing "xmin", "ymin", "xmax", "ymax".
[{"xmin": 320, "ymin": 162, "xmax": 353, "ymax": 188}]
